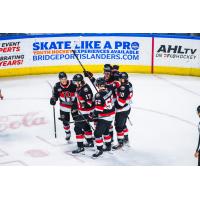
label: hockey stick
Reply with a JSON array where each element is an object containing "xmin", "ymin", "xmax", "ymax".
[
  {"xmin": 72, "ymin": 49, "xmax": 98, "ymax": 91},
  {"xmin": 77, "ymin": 110, "xmax": 95, "ymax": 131},
  {"xmin": 127, "ymin": 117, "xmax": 133, "ymax": 126},
  {"xmin": 47, "ymin": 81, "xmax": 57, "ymax": 138}
]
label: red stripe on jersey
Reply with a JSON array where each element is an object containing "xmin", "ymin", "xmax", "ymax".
[
  {"xmin": 79, "ymin": 107, "xmax": 94, "ymax": 111},
  {"xmin": 84, "ymin": 131, "xmax": 92, "ymax": 136},
  {"xmin": 123, "ymin": 128, "xmax": 128, "ymax": 133},
  {"xmin": 60, "ymin": 103, "xmax": 72, "ymax": 108},
  {"xmin": 96, "ymin": 139, "xmax": 103, "ymax": 144},
  {"xmin": 117, "ymin": 131, "xmax": 124, "ymax": 136},
  {"xmin": 77, "ymin": 95, "xmax": 84, "ymax": 101},
  {"xmin": 118, "ymin": 98, "xmax": 126, "ymax": 104},
  {"xmin": 99, "ymin": 111, "xmax": 115, "ymax": 117},
  {"xmin": 64, "ymin": 126, "xmax": 70, "ymax": 130},
  {"xmin": 76, "ymin": 134, "xmax": 84, "ymax": 139},
  {"xmin": 104, "ymin": 135, "xmax": 111, "ymax": 140},
  {"xmin": 95, "ymin": 105, "xmax": 105, "ymax": 111}
]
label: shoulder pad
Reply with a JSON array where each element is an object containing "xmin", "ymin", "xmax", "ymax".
[
  {"xmin": 95, "ymin": 93, "xmax": 100, "ymax": 98},
  {"xmin": 84, "ymin": 86, "xmax": 89, "ymax": 92}
]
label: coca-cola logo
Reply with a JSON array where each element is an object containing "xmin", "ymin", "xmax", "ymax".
[{"xmin": 0, "ymin": 112, "xmax": 48, "ymax": 132}]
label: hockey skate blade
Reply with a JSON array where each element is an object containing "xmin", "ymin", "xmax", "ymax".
[{"xmin": 71, "ymin": 151, "xmax": 85, "ymax": 156}]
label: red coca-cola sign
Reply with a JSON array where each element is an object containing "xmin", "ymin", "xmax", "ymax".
[{"xmin": 0, "ymin": 112, "xmax": 48, "ymax": 132}]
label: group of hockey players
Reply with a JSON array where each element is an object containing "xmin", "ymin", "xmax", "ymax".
[{"xmin": 50, "ymin": 64, "xmax": 133, "ymax": 158}]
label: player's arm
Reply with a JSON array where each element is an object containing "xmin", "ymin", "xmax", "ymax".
[
  {"xmin": 94, "ymin": 93, "xmax": 105, "ymax": 115},
  {"xmin": 80, "ymin": 87, "xmax": 93, "ymax": 108},
  {"xmin": 83, "ymin": 71, "xmax": 96, "ymax": 84},
  {"xmin": 117, "ymin": 85, "xmax": 131, "ymax": 107},
  {"xmin": 50, "ymin": 84, "xmax": 59, "ymax": 105}
]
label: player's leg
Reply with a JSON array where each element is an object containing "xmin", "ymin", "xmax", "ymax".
[
  {"xmin": 92, "ymin": 119, "xmax": 110, "ymax": 158},
  {"xmin": 113, "ymin": 111, "xmax": 129, "ymax": 150},
  {"xmin": 80, "ymin": 114, "xmax": 93, "ymax": 147},
  {"xmin": 123, "ymin": 109, "xmax": 131, "ymax": 144},
  {"xmin": 60, "ymin": 110, "xmax": 71, "ymax": 141},
  {"xmin": 109, "ymin": 124, "xmax": 114, "ymax": 143},
  {"xmin": 103, "ymin": 122, "xmax": 112, "ymax": 151},
  {"xmin": 72, "ymin": 119, "xmax": 85, "ymax": 154}
]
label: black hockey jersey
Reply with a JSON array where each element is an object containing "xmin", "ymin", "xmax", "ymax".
[
  {"xmin": 53, "ymin": 80, "xmax": 77, "ymax": 112},
  {"xmin": 90, "ymin": 76, "xmax": 120, "ymax": 102},
  {"xmin": 115, "ymin": 82, "xmax": 133, "ymax": 112},
  {"xmin": 74, "ymin": 83, "xmax": 94, "ymax": 114},
  {"xmin": 94, "ymin": 89, "xmax": 115, "ymax": 121}
]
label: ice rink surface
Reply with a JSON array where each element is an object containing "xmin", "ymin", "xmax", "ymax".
[{"xmin": 0, "ymin": 73, "xmax": 199, "ymax": 166}]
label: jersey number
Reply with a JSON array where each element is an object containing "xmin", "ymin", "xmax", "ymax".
[{"xmin": 105, "ymin": 97, "xmax": 113, "ymax": 110}]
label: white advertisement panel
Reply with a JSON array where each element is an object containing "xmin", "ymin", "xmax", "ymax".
[
  {"xmin": 0, "ymin": 35, "xmax": 152, "ymax": 69},
  {"xmin": 154, "ymin": 37, "xmax": 200, "ymax": 68}
]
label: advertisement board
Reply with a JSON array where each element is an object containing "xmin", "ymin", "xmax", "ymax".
[{"xmin": 0, "ymin": 34, "xmax": 200, "ymax": 77}]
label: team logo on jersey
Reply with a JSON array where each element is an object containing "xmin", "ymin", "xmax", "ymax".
[
  {"xmin": 58, "ymin": 88, "xmax": 62, "ymax": 92},
  {"xmin": 96, "ymin": 93, "xmax": 100, "ymax": 98},
  {"xmin": 84, "ymin": 87, "xmax": 89, "ymax": 92},
  {"xmin": 120, "ymin": 86, "xmax": 125, "ymax": 90}
]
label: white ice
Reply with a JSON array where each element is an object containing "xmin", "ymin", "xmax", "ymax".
[{"xmin": 0, "ymin": 73, "xmax": 199, "ymax": 165}]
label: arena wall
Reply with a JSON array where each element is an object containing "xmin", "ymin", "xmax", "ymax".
[{"xmin": 0, "ymin": 33, "xmax": 199, "ymax": 77}]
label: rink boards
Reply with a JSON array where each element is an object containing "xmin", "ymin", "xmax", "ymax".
[{"xmin": 0, "ymin": 33, "xmax": 200, "ymax": 77}]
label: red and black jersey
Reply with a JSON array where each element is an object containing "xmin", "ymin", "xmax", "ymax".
[
  {"xmin": 90, "ymin": 77, "xmax": 120, "ymax": 102},
  {"xmin": 74, "ymin": 83, "xmax": 94, "ymax": 114},
  {"xmin": 115, "ymin": 82, "xmax": 133, "ymax": 112},
  {"xmin": 94, "ymin": 89, "xmax": 115, "ymax": 122},
  {"xmin": 53, "ymin": 80, "xmax": 77, "ymax": 112}
]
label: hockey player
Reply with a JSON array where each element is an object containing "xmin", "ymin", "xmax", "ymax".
[
  {"xmin": 89, "ymin": 77, "xmax": 115, "ymax": 158},
  {"xmin": 50, "ymin": 72, "xmax": 76, "ymax": 142},
  {"xmin": 194, "ymin": 105, "xmax": 200, "ymax": 166},
  {"xmin": 84, "ymin": 64, "xmax": 120, "ymax": 142},
  {"xmin": 112, "ymin": 72, "xmax": 133, "ymax": 150},
  {"xmin": 0, "ymin": 89, "xmax": 3, "ymax": 100},
  {"xmin": 71, "ymin": 74, "xmax": 94, "ymax": 154}
]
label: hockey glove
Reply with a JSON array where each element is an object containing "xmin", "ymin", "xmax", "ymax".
[
  {"xmin": 88, "ymin": 112, "xmax": 95, "ymax": 122},
  {"xmin": 84, "ymin": 71, "xmax": 93, "ymax": 78},
  {"xmin": 50, "ymin": 97, "xmax": 57, "ymax": 105}
]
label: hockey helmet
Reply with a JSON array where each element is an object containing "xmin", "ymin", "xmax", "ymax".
[
  {"xmin": 104, "ymin": 64, "xmax": 112, "ymax": 72},
  {"xmin": 96, "ymin": 77, "xmax": 106, "ymax": 87},
  {"xmin": 112, "ymin": 65, "xmax": 119, "ymax": 71},
  {"xmin": 73, "ymin": 74, "xmax": 84, "ymax": 82},
  {"xmin": 58, "ymin": 72, "xmax": 67, "ymax": 79},
  {"xmin": 119, "ymin": 72, "xmax": 128, "ymax": 80}
]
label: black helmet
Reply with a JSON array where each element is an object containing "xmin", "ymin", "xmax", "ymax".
[
  {"xmin": 73, "ymin": 74, "xmax": 84, "ymax": 82},
  {"xmin": 59, "ymin": 72, "xmax": 67, "ymax": 79},
  {"xmin": 112, "ymin": 65, "xmax": 119, "ymax": 71},
  {"xmin": 96, "ymin": 77, "xmax": 106, "ymax": 87},
  {"xmin": 104, "ymin": 64, "xmax": 112, "ymax": 72},
  {"xmin": 197, "ymin": 105, "xmax": 200, "ymax": 113},
  {"xmin": 119, "ymin": 72, "xmax": 128, "ymax": 80}
]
